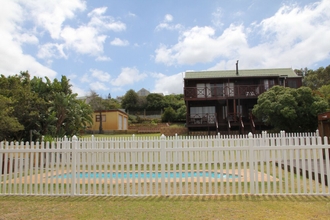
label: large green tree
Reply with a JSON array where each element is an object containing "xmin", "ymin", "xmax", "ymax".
[
  {"xmin": 146, "ymin": 93, "xmax": 164, "ymax": 110},
  {"xmin": 0, "ymin": 72, "xmax": 93, "ymax": 141},
  {"xmin": 252, "ymin": 86, "xmax": 328, "ymax": 132},
  {"xmin": 302, "ymin": 65, "xmax": 330, "ymax": 90},
  {"xmin": 121, "ymin": 89, "xmax": 139, "ymax": 112},
  {"xmin": 0, "ymin": 95, "xmax": 24, "ymax": 141},
  {"xmin": 0, "ymin": 72, "xmax": 44, "ymax": 140}
]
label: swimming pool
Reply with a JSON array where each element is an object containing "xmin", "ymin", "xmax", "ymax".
[{"xmin": 57, "ymin": 171, "xmax": 238, "ymax": 179}]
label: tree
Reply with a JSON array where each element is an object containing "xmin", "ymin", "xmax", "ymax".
[
  {"xmin": 146, "ymin": 93, "xmax": 164, "ymax": 110},
  {"xmin": 0, "ymin": 95, "xmax": 24, "ymax": 141},
  {"xmin": 317, "ymin": 84, "xmax": 330, "ymax": 110},
  {"xmin": 252, "ymin": 86, "xmax": 328, "ymax": 132},
  {"xmin": 176, "ymin": 104, "xmax": 187, "ymax": 121},
  {"xmin": 161, "ymin": 107, "xmax": 176, "ymax": 122},
  {"xmin": 303, "ymin": 65, "xmax": 330, "ymax": 90},
  {"xmin": 121, "ymin": 89, "xmax": 139, "ymax": 112},
  {"xmin": 0, "ymin": 72, "xmax": 93, "ymax": 140},
  {"xmin": 0, "ymin": 72, "xmax": 44, "ymax": 140},
  {"xmin": 88, "ymin": 91, "xmax": 106, "ymax": 134}
]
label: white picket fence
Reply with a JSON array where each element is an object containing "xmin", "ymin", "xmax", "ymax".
[{"xmin": 1, "ymin": 131, "xmax": 330, "ymax": 196}]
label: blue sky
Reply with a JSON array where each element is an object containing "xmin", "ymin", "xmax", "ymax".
[{"xmin": 1, "ymin": 0, "xmax": 329, "ymax": 98}]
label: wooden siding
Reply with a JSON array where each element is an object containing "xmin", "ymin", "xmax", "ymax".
[
  {"xmin": 89, "ymin": 110, "xmax": 128, "ymax": 131},
  {"xmin": 184, "ymin": 84, "xmax": 270, "ymax": 100}
]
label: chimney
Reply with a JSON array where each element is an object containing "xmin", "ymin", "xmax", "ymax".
[{"xmin": 236, "ymin": 60, "xmax": 239, "ymax": 75}]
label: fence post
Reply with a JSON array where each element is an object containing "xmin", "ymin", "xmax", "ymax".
[
  {"xmin": 71, "ymin": 135, "xmax": 78, "ymax": 196},
  {"xmin": 174, "ymin": 134, "xmax": 178, "ymax": 164},
  {"xmin": 248, "ymin": 132, "xmax": 255, "ymax": 195},
  {"xmin": 160, "ymin": 134, "xmax": 166, "ymax": 196}
]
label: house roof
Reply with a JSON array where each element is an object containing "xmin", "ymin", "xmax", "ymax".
[
  {"xmin": 98, "ymin": 109, "xmax": 128, "ymax": 116},
  {"xmin": 184, "ymin": 68, "xmax": 299, "ymax": 79}
]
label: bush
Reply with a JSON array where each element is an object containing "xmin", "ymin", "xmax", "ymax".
[{"xmin": 161, "ymin": 107, "xmax": 176, "ymax": 122}]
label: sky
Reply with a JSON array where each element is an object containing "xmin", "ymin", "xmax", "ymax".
[{"xmin": 1, "ymin": 0, "xmax": 330, "ymax": 98}]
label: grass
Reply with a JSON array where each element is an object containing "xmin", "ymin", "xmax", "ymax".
[{"xmin": 0, "ymin": 195, "xmax": 330, "ymax": 219}]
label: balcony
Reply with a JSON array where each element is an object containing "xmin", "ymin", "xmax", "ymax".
[
  {"xmin": 184, "ymin": 84, "xmax": 271, "ymax": 100},
  {"xmin": 188, "ymin": 113, "xmax": 217, "ymax": 126}
]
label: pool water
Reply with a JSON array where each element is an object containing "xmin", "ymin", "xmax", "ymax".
[{"xmin": 57, "ymin": 171, "xmax": 238, "ymax": 179}]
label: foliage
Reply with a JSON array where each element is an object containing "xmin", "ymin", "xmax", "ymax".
[
  {"xmin": 317, "ymin": 84, "xmax": 330, "ymax": 110},
  {"xmin": 0, "ymin": 72, "xmax": 93, "ymax": 141},
  {"xmin": 0, "ymin": 72, "xmax": 45, "ymax": 141},
  {"xmin": 302, "ymin": 65, "xmax": 330, "ymax": 90},
  {"xmin": 0, "ymin": 95, "xmax": 24, "ymax": 141},
  {"xmin": 175, "ymin": 103, "xmax": 187, "ymax": 121},
  {"xmin": 121, "ymin": 89, "xmax": 139, "ymax": 111},
  {"xmin": 161, "ymin": 107, "xmax": 176, "ymax": 122},
  {"xmin": 146, "ymin": 93, "xmax": 164, "ymax": 110},
  {"xmin": 252, "ymin": 86, "xmax": 328, "ymax": 132}
]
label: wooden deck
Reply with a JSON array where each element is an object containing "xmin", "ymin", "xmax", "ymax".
[{"xmin": 276, "ymin": 159, "xmax": 329, "ymax": 186}]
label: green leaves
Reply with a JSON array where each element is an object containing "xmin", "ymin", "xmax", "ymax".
[
  {"xmin": 0, "ymin": 72, "xmax": 93, "ymax": 141},
  {"xmin": 253, "ymin": 85, "xmax": 328, "ymax": 132}
]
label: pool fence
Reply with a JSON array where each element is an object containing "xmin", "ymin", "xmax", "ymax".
[{"xmin": 1, "ymin": 130, "xmax": 330, "ymax": 196}]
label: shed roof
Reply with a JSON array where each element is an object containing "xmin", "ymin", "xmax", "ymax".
[{"xmin": 184, "ymin": 68, "xmax": 299, "ymax": 79}]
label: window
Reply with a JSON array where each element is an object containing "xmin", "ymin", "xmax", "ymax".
[
  {"xmin": 197, "ymin": 83, "xmax": 211, "ymax": 98},
  {"xmin": 224, "ymin": 83, "xmax": 234, "ymax": 96},
  {"xmin": 211, "ymin": 84, "xmax": 224, "ymax": 97},
  {"xmin": 264, "ymin": 79, "xmax": 275, "ymax": 90},
  {"xmin": 190, "ymin": 106, "xmax": 215, "ymax": 123},
  {"xmin": 287, "ymin": 80, "xmax": 297, "ymax": 88},
  {"xmin": 96, "ymin": 114, "xmax": 106, "ymax": 122}
]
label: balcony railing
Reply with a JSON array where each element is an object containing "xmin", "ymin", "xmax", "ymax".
[
  {"xmin": 184, "ymin": 84, "xmax": 272, "ymax": 99},
  {"xmin": 188, "ymin": 113, "xmax": 217, "ymax": 125}
]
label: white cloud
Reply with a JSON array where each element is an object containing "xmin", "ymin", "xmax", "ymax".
[
  {"xmin": 80, "ymin": 73, "xmax": 91, "ymax": 83},
  {"xmin": 37, "ymin": 43, "xmax": 67, "ymax": 59},
  {"xmin": 0, "ymin": 0, "xmax": 57, "ymax": 78},
  {"xmin": 88, "ymin": 7, "xmax": 126, "ymax": 32},
  {"xmin": 90, "ymin": 81, "xmax": 109, "ymax": 91},
  {"xmin": 155, "ymin": 25, "xmax": 247, "ymax": 65},
  {"xmin": 156, "ymin": 14, "xmax": 182, "ymax": 31},
  {"xmin": 28, "ymin": 4, "xmax": 127, "ymax": 60},
  {"xmin": 16, "ymin": 33, "xmax": 39, "ymax": 44},
  {"xmin": 110, "ymin": 38, "xmax": 129, "ymax": 46},
  {"xmin": 155, "ymin": 0, "xmax": 330, "ymax": 69},
  {"xmin": 152, "ymin": 72, "xmax": 184, "ymax": 95},
  {"xmin": 90, "ymin": 69, "xmax": 111, "ymax": 82},
  {"xmin": 128, "ymin": 12, "xmax": 136, "ymax": 17},
  {"xmin": 19, "ymin": 0, "xmax": 86, "ymax": 39},
  {"xmin": 164, "ymin": 14, "xmax": 173, "ymax": 22},
  {"xmin": 212, "ymin": 8, "xmax": 224, "ymax": 28},
  {"xmin": 95, "ymin": 55, "xmax": 111, "ymax": 61},
  {"xmin": 60, "ymin": 26, "xmax": 107, "ymax": 55},
  {"xmin": 111, "ymin": 67, "xmax": 147, "ymax": 86}
]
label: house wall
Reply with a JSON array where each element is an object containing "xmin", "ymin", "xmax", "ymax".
[{"xmin": 89, "ymin": 110, "xmax": 128, "ymax": 131}]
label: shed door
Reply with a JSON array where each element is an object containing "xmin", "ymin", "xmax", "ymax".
[
  {"xmin": 123, "ymin": 116, "xmax": 127, "ymax": 130},
  {"xmin": 118, "ymin": 115, "xmax": 122, "ymax": 130}
]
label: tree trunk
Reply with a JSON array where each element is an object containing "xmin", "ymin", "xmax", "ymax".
[{"xmin": 99, "ymin": 111, "xmax": 103, "ymax": 134}]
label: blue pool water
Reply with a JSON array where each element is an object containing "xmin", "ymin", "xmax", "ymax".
[{"xmin": 57, "ymin": 171, "xmax": 238, "ymax": 179}]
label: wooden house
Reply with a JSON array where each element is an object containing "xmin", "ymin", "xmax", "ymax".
[
  {"xmin": 88, "ymin": 109, "xmax": 128, "ymax": 133},
  {"xmin": 184, "ymin": 67, "xmax": 302, "ymax": 134}
]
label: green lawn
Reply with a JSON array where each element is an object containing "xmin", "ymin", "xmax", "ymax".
[{"xmin": 0, "ymin": 195, "xmax": 329, "ymax": 219}]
